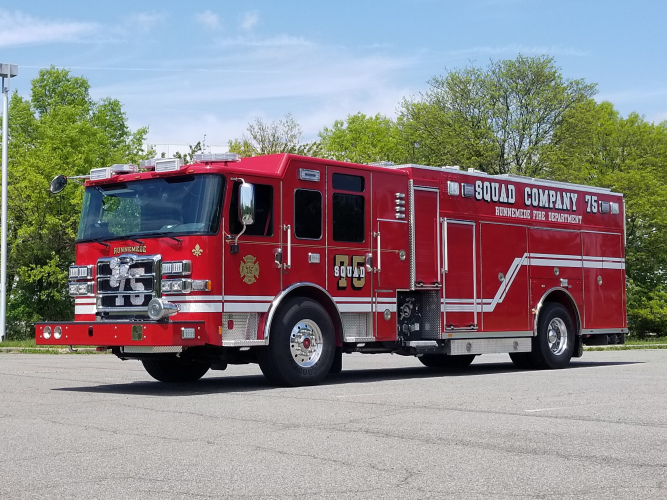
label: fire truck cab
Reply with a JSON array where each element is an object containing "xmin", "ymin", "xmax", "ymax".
[{"xmin": 36, "ymin": 153, "xmax": 627, "ymax": 386}]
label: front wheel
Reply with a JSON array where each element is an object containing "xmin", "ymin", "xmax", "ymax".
[
  {"xmin": 142, "ymin": 358, "xmax": 210, "ymax": 383},
  {"xmin": 258, "ymin": 297, "xmax": 335, "ymax": 386},
  {"xmin": 530, "ymin": 303, "xmax": 575, "ymax": 369}
]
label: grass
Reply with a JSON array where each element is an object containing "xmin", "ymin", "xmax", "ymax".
[
  {"xmin": 625, "ymin": 336, "xmax": 667, "ymax": 345},
  {"xmin": 0, "ymin": 339, "xmax": 99, "ymax": 354},
  {"xmin": 0, "ymin": 339, "xmax": 37, "ymax": 348}
]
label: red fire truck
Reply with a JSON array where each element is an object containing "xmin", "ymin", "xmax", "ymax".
[{"xmin": 36, "ymin": 153, "xmax": 627, "ymax": 386}]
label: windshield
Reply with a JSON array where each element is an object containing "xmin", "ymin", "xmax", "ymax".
[{"xmin": 77, "ymin": 174, "xmax": 225, "ymax": 241}]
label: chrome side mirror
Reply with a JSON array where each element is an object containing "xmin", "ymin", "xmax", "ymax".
[
  {"xmin": 238, "ymin": 182, "xmax": 255, "ymax": 226},
  {"xmin": 49, "ymin": 175, "xmax": 68, "ymax": 194}
]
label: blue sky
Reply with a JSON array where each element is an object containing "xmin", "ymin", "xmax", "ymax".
[{"xmin": 2, "ymin": 1, "xmax": 666, "ymax": 155}]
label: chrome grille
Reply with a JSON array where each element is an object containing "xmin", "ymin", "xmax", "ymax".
[{"xmin": 97, "ymin": 254, "xmax": 161, "ymax": 316}]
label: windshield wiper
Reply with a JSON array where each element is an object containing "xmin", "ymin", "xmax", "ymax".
[
  {"xmin": 80, "ymin": 237, "xmax": 110, "ymax": 248},
  {"xmin": 147, "ymin": 232, "xmax": 182, "ymax": 243}
]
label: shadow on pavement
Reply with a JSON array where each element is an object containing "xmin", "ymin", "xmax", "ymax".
[{"xmin": 53, "ymin": 358, "xmax": 640, "ymax": 396}]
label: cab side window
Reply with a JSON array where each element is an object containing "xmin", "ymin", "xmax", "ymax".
[
  {"xmin": 295, "ymin": 189, "xmax": 322, "ymax": 239},
  {"xmin": 229, "ymin": 181, "xmax": 274, "ymax": 236},
  {"xmin": 332, "ymin": 173, "xmax": 365, "ymax": 243}
]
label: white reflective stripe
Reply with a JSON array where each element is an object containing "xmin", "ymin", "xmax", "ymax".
[
  {"xmin": 75, "ymin": 297, "xmax": 96, "ymax": 304},
  {"xmin": 75, "ymin": 305, "xmax": 96, "ymax": 315},
  {"xmin": 224, "ymin": 295, "xmax": 275, "ymax": 302},
  {"xmin": 225, "ymin": 302, "xmax": 271, "ymax": 313},
  {"xmin": 168, "ymin": 295, "xmax": 223, "ymax": 302},
  {"xmin": 178, "ymin": 303, "xmax": 222, "ymax": 313},
  {"xmin": 337, "ymin": 303, "xmax": 373, "ymax": 313},
  {"xmin": 334, "ymin": 297, "xmax": 373, "ymax": 303},
  {"xmin": 529, "ymin": 257, "xmax": 583, "ymax": 267},
  {"xmin": 445, "ymin": 252, "xmax": 625, "ymax": 313}
]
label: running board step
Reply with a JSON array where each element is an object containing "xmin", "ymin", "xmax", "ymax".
[{"xmin": 447, "ymin": 338, "xmax": 532, "ymax": 355}]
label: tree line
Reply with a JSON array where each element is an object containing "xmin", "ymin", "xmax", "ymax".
[{"xmin": 2, "ymin": 56, "xmax": 666, "ymax": 338}]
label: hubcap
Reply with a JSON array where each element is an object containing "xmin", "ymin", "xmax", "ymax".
[
  {"xmin": 289, "ymin": 320, "xmax": 323, "ymax": 367},
  {"xmin": 547, "ymin": 317, "xmax": 568, "ymax": 355}
]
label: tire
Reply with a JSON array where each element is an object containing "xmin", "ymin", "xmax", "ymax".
[
  {"xmin": 418, "ymin": 354, "xmax": 476, "ymax": 369},
  {"xmin": 258, "ymin": 297, "xmax": 335, "ymax": 386},
  {"xmin": 530, "ymin": 303, "xmax": 575, "ymax": 369},
  {"xmin": 509, "ymin": 352, "xmax": 535, "ymax": 369},
  {"xmin": 142, "ymin": 358, "xmax": 210, "ymax": 383}
]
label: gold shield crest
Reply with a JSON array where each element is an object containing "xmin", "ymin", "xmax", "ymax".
[{"xmin": 240, "ymin": 255, "xmax": 260, "ymax": 284}]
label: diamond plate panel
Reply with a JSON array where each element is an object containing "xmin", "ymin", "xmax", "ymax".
[
  {"xmin": 341, "ymin": 313, "xmax": 370, "ymax": 342},
  {"xmin": 121, "ymin": 346, "xmax": 182, "ymax": 354},
  {"xmin": 222, "ymin": 313, "xmax": 260, "ymax": 342}
]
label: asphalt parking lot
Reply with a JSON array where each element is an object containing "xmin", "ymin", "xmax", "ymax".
[{"xmin": 1, "ymin": 350, "xmax": 666, "ymax": 499}]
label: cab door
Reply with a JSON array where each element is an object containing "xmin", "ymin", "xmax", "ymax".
[
  {"xmin": 326, "ymin": 166, "xmax": 373, "ymax": 335},
  {"xmin": 223, "ymin": 177, "xmax": 282, "ymax": 328},
  {"xmin": 280, "ymin": 161, "xmax": 327, "ymax": 291}
]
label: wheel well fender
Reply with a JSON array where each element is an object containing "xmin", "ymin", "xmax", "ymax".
[
  {"xmin": 263, "ymin": 283, "xmax": 343, "ymax": 346},
  {"xmin": 533, "ymin": 287, "xmax": 581, "ymax": 336}
]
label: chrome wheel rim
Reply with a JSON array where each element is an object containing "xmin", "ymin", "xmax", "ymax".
[
  {"xmin": 289, "ymin": 320, "xmax": 323, "ymax": 367},
  {"xmin": 547, "ymin": 317, "xmax": 568, "ymax": 355}
]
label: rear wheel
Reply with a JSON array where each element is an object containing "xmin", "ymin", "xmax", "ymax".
[
  {"xmin": 142, "ymin": 358, "xmax": 210, "ymax": 383},
  {"xmin": 530, "ymin": 303, "xmax": 575, "ymax": 369},
  {"xmin": 258, "ymin": 297, "xmax": 335, "ymax": 386},
  {"xmin": 418, "ymin": 354, "xmax": 476, "ymax": 369}
]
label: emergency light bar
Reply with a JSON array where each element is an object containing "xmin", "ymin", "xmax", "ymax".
[
  {"xmin": 89, "ymin": 164, "xmax": 139, "ymax": 180},
  {"xmin": 193, "ymin": 153, "xmax": 241, "ymax": 163},
  {"xmin": 139, "ymin": 158, "xmax": 184, "ymax": 172}
]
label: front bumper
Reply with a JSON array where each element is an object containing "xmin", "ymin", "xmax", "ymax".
[{"xmin": 35, "ymin": 321, "xmax": 208, "ymax": 347}]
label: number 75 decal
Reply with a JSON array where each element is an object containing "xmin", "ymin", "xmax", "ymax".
[{"xmin": 333, "ymin": 254, "xmax": 366, "ymax": 290}]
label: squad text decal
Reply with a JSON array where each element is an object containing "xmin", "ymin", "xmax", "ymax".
[{"xmin": 333, "ymin": 255, "xmax": 366, "ymax": 290}]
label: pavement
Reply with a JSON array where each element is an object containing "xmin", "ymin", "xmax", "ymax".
[{"xmin": 1, "ymin": 350, "xmax": 666, "ymax": 499}]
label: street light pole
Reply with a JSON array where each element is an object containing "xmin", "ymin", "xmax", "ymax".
[{"xmin": 0, "ymin": 63, "xmax": 18, "ymax": 342}]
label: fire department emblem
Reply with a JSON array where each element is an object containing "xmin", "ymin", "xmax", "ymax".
[
  {"xmin": 240, "ymin": 255, "xmax": 260, "ymax": 284},
  {"xmin": 192, "ymin": 244, "xmax": 203, "ymax": 257}
]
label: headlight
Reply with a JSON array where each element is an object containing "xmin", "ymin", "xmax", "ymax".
[
  {"xmin": 161, "ymin": 279, "xmax": 192, "ymax": 294},
  {"xmin": 69, "ymin": 281, "xmax": 94, "ymax": 296},
  {"xmin": 69, "ymin": 265, "xmax": 93, "ymax": 279},
  {"xmin": 54, "ymin": 326, "xmax": 62, "ymax": 340},
  {"xmin": 162, "ymin": 261, "xmax": 192, "ymax": 275},
  {"xmin": 43, "ymin": 326, "xmax": 52, "ymax": 339}
]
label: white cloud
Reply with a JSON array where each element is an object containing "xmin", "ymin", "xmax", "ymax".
[
  {"xmin": 126, "ymin": 12, "xmax": 165, "ymax": 33},
  {"xmin": 0, "ymin": 8, "xmax": 97, "ymax": 47},
  {"xmin": 92, "ymin": 36, "xmax": 418, "ymax": 146},
  {"xmin": 241, "ymin": 11, "xmax": 259, "ymax": 31},
  {"xmin": 215, "ymin": 34, "xmax": 314, "ymax": 49},
  {"xmin": 195, "ymin": 10, "xmax": 221, "ymax": 29}
]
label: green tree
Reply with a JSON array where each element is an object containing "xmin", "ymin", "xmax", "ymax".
[
  {"xmin": 318, "ymin": 112, "xmax": 409, "ymax": 164},
  {"xmin": 543, "ymin": 100, "xmax": 667, "ymax": 336},
  {"xmin": 228, "ymin": 113, "xmax": 320, "ymax": 157},
  {"xmin": 2, "ymin": 66, "xmax": 149, "ymax": 338},
  {"xmin": 401, "ymin": 55, "xmax": 597, "ymax": 175}
]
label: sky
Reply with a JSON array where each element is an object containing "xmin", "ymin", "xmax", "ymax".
[{"xmin": 2, "ymin": 0, "xmax": 666, "ymax": 156}]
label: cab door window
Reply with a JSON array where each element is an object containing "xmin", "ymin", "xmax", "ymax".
[
  {"xmin": 229, "ymin": 181, "xmax": 274, "ymax": 236},
  {"xmin": 294, "ymin": 189, "xmax": 322, "ymax": 240}
]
